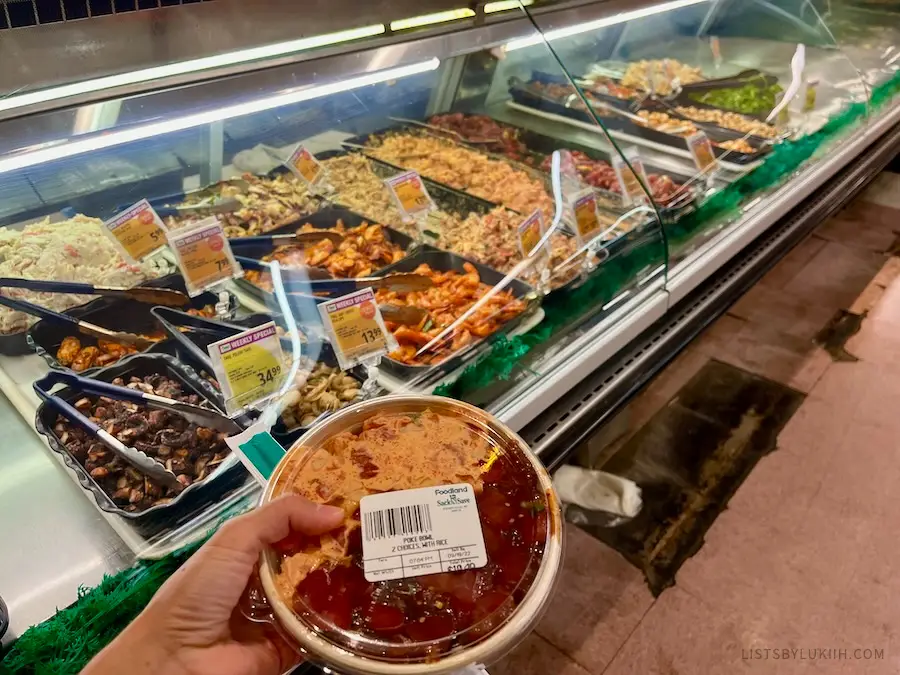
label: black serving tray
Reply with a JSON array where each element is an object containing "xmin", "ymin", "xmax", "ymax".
[
  {"xmin": 509, "ymin": 72, "xmax": 771, "ymax": 166},
  {"xmin": 375, "ymin": 248, "xmax": 537, "ymax": 381},
  {"xmin": 34, "ymin": 353, "xmax": 249, "ymax": 537},
  {"xmin": 234, "ymin": 206, "xmax": 417, "ymax": 309},
  {"xmin": 317, "ymin": 149, "xmax": 500, "ymax": 217},
  {"xmin": 25, "ymin": 274, "xmax": 235, "ymax": 375}
]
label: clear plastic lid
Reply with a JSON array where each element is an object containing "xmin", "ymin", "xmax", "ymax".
[{"xmin": 258, "ymin": 395, "xmax": 562, "ymax": 675}]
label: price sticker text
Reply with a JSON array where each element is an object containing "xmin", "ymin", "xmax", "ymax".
[
  {"xmin": 104, "ymin": 199, "xmax": 167, "ymax": 263},
  {"xmin": 319, "ymin": 288, "xmax": 394, "ymax": 370},
  {"xmin": 208, "ymin": 322, "xmax": 286, "ymax": 415},
  {"xmin": 167, "ymin": 218, "xmax": 242, "ymax": 296}
]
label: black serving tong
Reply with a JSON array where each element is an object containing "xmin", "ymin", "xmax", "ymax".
[
  {"xmin": 228, "ymin": 230, "xmax": 344, "ymax": 250},
  {"xmin": 0, "ymin": 295, "xmax": 159, "ymax": 348},
  {"xmin": 0, "ymin": 278, "xmax": 190, "ymax": 307},
  {"xmin": 679, "ymin": 69, "xmax": 779, "ymax": 93},
  {"xmin": 151, "ymin": 307, "xmax": 256, "ymax": 372}
]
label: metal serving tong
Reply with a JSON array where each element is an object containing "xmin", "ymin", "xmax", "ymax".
[
  {"xmin": 228, "ymin": 230, "xmax": 344, "ymax": 249},
  {"xmin": 237, "ymin": 256, "xmax": 434, "ymax": 296},
  {"xmin": 0, "ymin": 296, "xmax": 159, "ymax": 348},
  {"xmin": 0, "ymin": 278, "xmax": 190, "ymax": 307},
  {"xmin": 34, "ymin": 371, "xmax": 242, "ymax": 491},
  {"xmin": 678, "ymin": 69, "xmax": 779, "ymax": 93}
]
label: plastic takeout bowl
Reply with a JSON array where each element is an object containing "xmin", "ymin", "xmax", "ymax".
[{"xmin": 257, "ymin": 395, "xmax": 563, "ymax": 674}]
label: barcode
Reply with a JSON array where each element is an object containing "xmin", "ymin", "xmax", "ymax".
[{"xmin": 364, "ymin": 503, "xmax": 433, "ymax": 541}]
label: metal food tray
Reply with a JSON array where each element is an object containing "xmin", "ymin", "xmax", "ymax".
[
  {"xmin": 509, "ymin": 72, "xmax": 771, "ymax": 166},
  {"xmin": 33, "ymin": 353, "xmax": 249, "ymax": 538},
  {"xmin": 375, "ymin": 248, "xmax": 538, "ymax": 381},
  {"xmin": 316, "ymin": 149, "xmax": 500, "ymax": 217},
  {"xmin": 270, "ymin": 341, "xmax": 368, "ymax": 449},
  {"xmin": 341, "ymin": 127, "xmax": 534, "ymax": 214},
  {"xmin": 234, "ymin": 206, "xmax": 417, "ymax": 309},
  {"xmin": 25, "ymin": 274, "xmax": 235, "ymax": 375}
]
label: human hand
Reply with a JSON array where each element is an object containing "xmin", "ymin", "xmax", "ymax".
[{"xmin": 83, "ymin": 496, "xmax": 344, "ymax": 675}]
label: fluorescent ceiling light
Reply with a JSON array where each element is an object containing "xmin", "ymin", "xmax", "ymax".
[
  {"xmin": 0, "ymin": 58, "xmax": 440, "ymax": 176},
  {"xmin": 505, "ymin": 0, "xmax": 711, "ymax": 51},
  {"xmin": 0, "ymin": 24, "xmax": 385, "ymax": 115},
  {"xmin": 390, "ymin": 9, "xmax": 475, "ymax": 31},
  {"xmin": 484, "ymin": 0, "xmax": 534, "ymax": 13}
]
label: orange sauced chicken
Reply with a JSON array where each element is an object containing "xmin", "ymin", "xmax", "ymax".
[
  {"xmin": 244, "ymin": 220, "xmax": 406, "ymax": 290},
  {"xmin": 375, "ymin": 263, "xmax": 527, "ymax": 366}
]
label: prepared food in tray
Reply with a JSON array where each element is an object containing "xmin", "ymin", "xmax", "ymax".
[
  {"xmin": 0, "ymin": 215, "xmax": 166, "ymax": 336},
  {"xmin": 243, "ymin": 219, "xmax": 408, "ymax": 291},
  {"xmin": 432, "ymin": 207, "xmax": 584, "ymax": 289},
  {"xmin": 377, "ymin": 259, "xmax": 528, "ymax": 368},
  {"xmin": 52, "ymin": 372, "xmax": 230, "ymax": 512},
  {"xmin": 686, "ymin": 82, "xmax": 782, "ymax": 118},
  {"xmin": 269, "ymin": 406, "xmax": 550, "ymax": 656},
  {"xmin": 617, "ymin": 59, "xmax": 706, "ymax": 96},
  {"xmin": 166, "ymin": 172, "xmax": 325, "ymax": 237},
  {"xmin": 634, "ymin": 111, "xmax": 763, "ymax": 153},
  {"xmin": 360, "ymin": 133, "xmax": 555, "ymax": 219},
  {"xmin": 426, "ymin": 114, "xmax": 693, "ymax": 208},
  {"xmin": 278, "ymin": 360, "xmax": 362, "ymax": 430}
]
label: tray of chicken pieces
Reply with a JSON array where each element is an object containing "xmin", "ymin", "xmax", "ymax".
[
  {"xmin": 34, "ymin": 353, "xmax": 248, "ymax": 536},
  {"xmin": 236, "ymin": 207, "xmax": 416, "ymax": 306},
  {"xmin": 26, "ymin": 275, "xmax": 234, "ymax": 375},
  {"xmin": 374, "ymin": 249, "xmax": 536, "ymax": 380}
]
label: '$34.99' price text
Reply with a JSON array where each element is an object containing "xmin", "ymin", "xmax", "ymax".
[{"xmin": 255, "ymin": 365, "xmax": 282, "ymax": 387}]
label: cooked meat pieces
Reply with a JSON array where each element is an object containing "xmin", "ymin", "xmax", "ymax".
[
  {"xmin": 427, "ymin": 114, "xmax": 534, "ymax": 163},
  {"xmin": 674, "ymin": 106, "xmax": 779, "ymax": 139},
  {"xmin": 243, "ymin": 220, "xmax": 406, "ymax": 289},
  {"xmin": 54, "ymin": 374, "xmax": 230, "ymax": 512},
  {"xmin": 367, "ymin": 134, "xmax": 555, "ymax": 219},
  {"xmin": 620, "ymin": 59, "xmax": 705, "ymax": 96},
  {"xmin": 376, "ymin": 262, "xmax": 527, "ymax": 365}
]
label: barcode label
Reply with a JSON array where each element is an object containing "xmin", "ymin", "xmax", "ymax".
[
  {"xmin": 364, "ymin": 503, "xmax": 433, "ymax": 541},
  {"xmin": 360, "ymin": 483, "xmax": 487, "ymax": 582}
]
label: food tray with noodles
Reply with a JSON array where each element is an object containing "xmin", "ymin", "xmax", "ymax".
[
  {"xmin": 26, "ymin": 274, "xmax": 235, "ymax": 375},
  {"xmin": 316, "ymin": 149, "xmax": 501, "ymax": 218},
  {"xmin": 341, "ymin": 128, "xmax": 552, "ymax": 215},
  {"xmin": 374, "ymin": 248, "xmax": 537, "ymax": 381},
  {"xmin": 33, "ymin": 353, "xmax": 249, "ymax": 537},
  {"xmin": 509, "ymin": 72, "xmax": 771, "ymax": 166},
  {"xmin": 234, "ymin": 207, "xmax": 416, "ymax": 307}
]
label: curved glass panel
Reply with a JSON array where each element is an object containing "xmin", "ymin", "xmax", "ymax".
[{"xmin": 522, "ymin": 0, "xmax": 874, "ymax": 268}]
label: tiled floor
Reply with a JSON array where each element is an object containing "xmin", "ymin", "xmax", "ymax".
[{"xmin": 491, "ymin": 173, "xmax": 900, "ymax": 674}]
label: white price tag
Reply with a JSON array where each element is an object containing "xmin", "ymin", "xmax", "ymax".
[
  {"xmin": 612, "ymin": 152, "xmax": 649, "ymax": 205},
  {"xmin": 103, "ymin": 199, "xmax": 168, "ymax": 263},
  {"xmin": 286, "ymin": 144, "xmax": 325, "ymax": 185},
  {"xmin": 319, "ymin": 287, "xmax": 397, "ymax": 370},
  {"xmin": 360, "ymin": 483, "xmax": 487, "ymax": 583},
  {"xmin": 384, "ymin": 170, "xmax": 436, "ymax": 225}
]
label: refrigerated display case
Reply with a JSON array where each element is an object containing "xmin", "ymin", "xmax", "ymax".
[{"xmin": 2, "ymin": 0, "xmax": 900, "ymax": 666}]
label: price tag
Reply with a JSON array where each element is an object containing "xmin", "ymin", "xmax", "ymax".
[
  {"xmin": 686, "ymin": 132, "xmax": 718, "ymax": 173},
  {"xmin": 167, "ymin": 217, "xmax": 243, "ymax": 296},
  {"xmin": 517, "ymin": 209, "xmax": 548, "ymax": 261},
  {"xmin": 612, "ymin": 153, "xmax": 649, "ymax": 205},
  {"xmin": 385, "ymin": 171, "xmax": 436, "ymax": 220},
  {"xmin": 319, "ymin": 288, "xmax": 397, "ymax": 370},
  {"xmin": 103, "ymin": 199, "xmax": 167, "ymax": 263},
  {"xmin": 208, "ymin": 321, "xmax": 287, "ymax": 415},
  {"xmin": 570, "ymin": 189, "xmax": 604, "ymax": 246},
  {"xmin": 286, "ymin": 144, "xmax": 324, "ymax": 185},
  {"xmin": 360, "ymin": 483, "xmax": 487, "ymax": 582}
]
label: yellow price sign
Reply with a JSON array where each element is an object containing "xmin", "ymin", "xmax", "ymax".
[
  {"xmin": 612, "ymin": 153, "xmax": 649, "ymax": 205},
  {"xmin": 208, "ymin": 322, "xmax": 286, "ymax": 415},
  {"xmin": 167, "ymin": 218, "xmax": 242, "ymax": 296},
  {"xmin": 572, "ymin": 190, "xmax": 603, "ymax": 245},
  {"xmin": 319, "ymin": 288, "xmax": 395, "ymax": 370},
  {"xmin": 517, "ymin": 210, "xmax": 548, "ymax": 261},
  {"xmin": 104, "ymin": 199, "xmax": 167, "ymax": 262},
  {"xmin": 287, "ymin": 145, "xmax": 324, "ymax": 185},
  {"xmin": 385, "ymin": 171, "xmax": 435, "ymax": 218},
  {"xmin": 687, "ymin": 132, "xmax": 718, "ymax": 173}
]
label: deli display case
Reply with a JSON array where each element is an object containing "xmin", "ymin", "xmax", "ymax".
[{"xmin": 2, "ymin": 0, "xmax": 900, "ymax": 666}]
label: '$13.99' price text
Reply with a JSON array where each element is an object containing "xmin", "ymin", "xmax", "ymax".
[{"xmin": 361, "ymin": 328, "xmax": 382, "ymax": 344}]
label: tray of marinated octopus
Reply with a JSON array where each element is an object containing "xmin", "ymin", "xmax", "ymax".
[{"xmin": 34, "ymin": 353, "xmax": 248, "ymax": 536}]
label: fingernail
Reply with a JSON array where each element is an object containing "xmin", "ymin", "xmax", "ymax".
[{"xmin": 316, "ymin": 504, "xmax": 344, "ymax": 519}]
